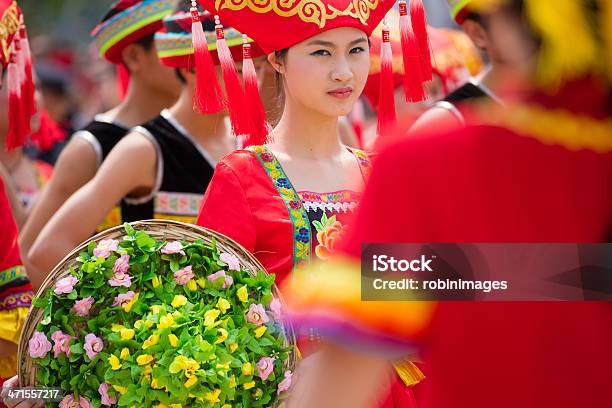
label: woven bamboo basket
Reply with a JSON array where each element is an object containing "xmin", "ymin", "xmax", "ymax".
[{"xmin": 18, "ymin": 219, "xmax": 297, "ymax": 388}]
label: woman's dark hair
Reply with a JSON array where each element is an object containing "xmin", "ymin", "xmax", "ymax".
[
  {"xmin": 175, "ymin": 68, "xmax": 187, "ymax": 85},
  {"xmin": 273, "ymin": 48, "xmax": 289, "ymax": 105},
  {"xmin": 134, "ymin": 33, "xmax": 156, "ymax": 51}
]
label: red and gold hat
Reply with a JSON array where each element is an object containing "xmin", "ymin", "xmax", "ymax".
[
  {"xmin": 1, "ymin": 0, "xmax": 35, "ymax": 150},
  {"xmin": 194, "ymin": 0, "xmax": 432, "ymax": 139},
  {"xmin": 448, "ymin": 0, "xmax": 471, "ymax": 24},
  {"xmin": 91, "ymin": 0, "xmax": 176, "ymax": 64}
]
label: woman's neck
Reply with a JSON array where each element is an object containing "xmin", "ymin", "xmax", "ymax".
[{"xmin": 271, "ymin": 97, "xmax": 344, "ymax": 160}]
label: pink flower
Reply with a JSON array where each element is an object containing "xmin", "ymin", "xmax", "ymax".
[
  {"xmin": 72, "ymin": 296, "xmax": 94, "ymax": 317},
  {"xmin": 54, "ymin": 275, "xmax": 78, "ymax": 295},
  {"xmin": 84, "ymin": 333, "xmax": 103, "ymax": 360},
  {"xmin": 173, "ymin": 265, "xmax": 195, "ymax": 286},
  {"xmin": 161, "ymin": 241, "xmax": 185, "ymax": 255},
  {"xmin": 257, "ymin": 356, "xmax": 275, "ymax": 381},
  {"xmin": 108, "ymin": 271, "xmax": 132, "ymax": 288},
  {"xmin": 219, "ymin": 252, "xmax": 240, "ymax": 271},
  {"xmin": 59, "ymin": 394, "xmax": 92, "ymax": 408},
  {"xmin": 93, "ymin": 239, "xmax": 119, "ymax": 258},
  {"xmin": 277, "ymin": 370, "xmax": 293, "ymax": 394},
  {"xmin": 28, "ymin": 331, "xmax": 52, "ymax": 359},
  {"xmin": 113, "ymin": 291, "xmax": 135, "ymax": 307},
  {"xmin": 98, "ymin": 383, "xmax": 116, "ymax": 406},
  {"xmin": 270, "ymin": 297, "xmax": 282, "ymax": 320},
  {"xmin": 112, "ymin": 254, "xmax": 130, "ymax": 274},
  {"xmin": 207, "ymin": 270, "xmax": 234, "ymax": 288},
  {"xmin": 51, "ymin": 330, "xmax": 72, "ymax": 358},
  {"xmin": 246, "ymin": 303, "xmax": 269, "ymax": 326}
]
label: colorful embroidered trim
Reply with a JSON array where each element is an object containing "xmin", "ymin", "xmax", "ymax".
[
  {"xmin": 298, "ymin": 189, "xmax": 361, "ymax": 204},
  {"xmin": 93, "ymin": 0, "xmax": 175, "ymax": 58},
  {"xmin": 347, "ymin": 147, "xmax": 372, "ymax": 180},
  {"xmin": 0, "ymin": 266, "xmax": 25, "ymax": 287},
  {"xmin": 215, "ymin": 0, "xmax": 380, "ymax": 28},
  {"xmin": 154, "ymin": 191, "xmax": 203, "ymax": 216},
  {"xmin": 155, "ymin": 26, "xmax": 247, "ymax": 58},
  {"xmin": 247, "ymin": 145, "xmax": 311, "ymax": 270},
  {"xmin": 0, "ymin": 290, "xmax": 33, "ymax": 311}
]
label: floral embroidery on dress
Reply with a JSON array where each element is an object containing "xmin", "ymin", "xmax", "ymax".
[{"xmin": 313, "ymin": 213, "xmax": 347, "ymax": 261}]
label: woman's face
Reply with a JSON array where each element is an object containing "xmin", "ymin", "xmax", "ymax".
[{"xmin": 276, "ymin": 27, "xmax": 370, "ymax": 118}]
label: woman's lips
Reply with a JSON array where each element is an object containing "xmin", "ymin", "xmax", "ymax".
[{"xmin": 327, "ymin": 87, "xmax": 353, "ymax": 99}]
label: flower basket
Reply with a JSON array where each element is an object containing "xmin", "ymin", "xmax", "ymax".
[{"xmin": 18, "ymin": 220, "xmax": 297, "ymax": 407}]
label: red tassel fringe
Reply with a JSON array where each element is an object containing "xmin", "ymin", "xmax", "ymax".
[
  {"xmin": 242, "ymin": 37, "xmax": 269, "ymax": 147},
  {"xmin": 377, "ymin": 26, "xmax": 397, "ymax": 137},
  {"xmin": 215, "ymin": 16, "xmax": 249, "ymax": 138},
  {"xmin": 7, "ymin": 61, "xmax": 25, "ymax": 150},
  {"xmin": 21, "ymin": 27, "xmax": 36, "ymax": 118},
  {"xmin": 399, "ymin": 0, "xmax": 426, "ymax": 102},
  {"xmin": 191, "ymin": 5, "xmax": 225, "ymax": 113},
  {"xmin": 410, "ymin": 0, "xmax": 433, "ymax": 82}
]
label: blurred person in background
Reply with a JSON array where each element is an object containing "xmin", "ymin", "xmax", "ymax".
[
  {"xmin": 283, "ymin": 1, "xmax": 612, "ymax": 407},
  {"xmin": 357, "ymin": 10, "xmax": 484, "ymax": 149},
  {"xmin": 411, "ymin": 0, "xmax": 512, "ymax": 131},
  {"xmin": 24, "ymin": 0, "xmax": 262, "ymax": 290},
  {"xmin": 19, "ymin": 0, "xmax": 181, "ymax": 259}
]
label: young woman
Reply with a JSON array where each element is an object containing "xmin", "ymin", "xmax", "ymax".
[
  {"xmin": 26, "ymin": 1, "xmax": 266, "ymax": 290},
  {"xmin": 195, "ymin": 0, "xmax": 431, "ymax": 405}
]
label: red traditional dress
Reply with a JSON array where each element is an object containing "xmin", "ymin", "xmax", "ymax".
[{"xmin": 285, "ymin": 77, "xmax": 612, "ymax": 407}]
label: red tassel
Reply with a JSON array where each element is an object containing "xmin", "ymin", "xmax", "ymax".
[
  {"xmin": 215, "ymin": 16, "xmax": 249, "ymax": 138},
  {"xmin": 242, "ymin": 35, "xmax": 269, "ymax": 147},
  {"xmin": 410, "ymin": 0, "xmax": 433, "ymax": 82},
  {"xmin": 15, "ymin": 36, "xmax": 31, "ymax": 135},
  {"xmin": 21, "ymin": 25, "xmax": 36, "ymax": 118},
  {"xmin": 190, "ymin": 2, "xmax": 225, "ymax": 113},
  {"xmin": 377, "ymin": 23, "xmax": 397, "ymax": 137},
  {"xmin": 117, "ymin": 63, "xmax": 131, "ymax": 100},
  {"xmin": 399, "ymin": 0, "xmax": 426, "ymax": 102},
  {"xmin": 350, "ymin": 99, "xmax": 365, "ymax": 149},
  {"xmin": 30, "ymin": 109, "xmax": 66, "ymax": 151},
  {"xmin": 6, "ymin": 58, "xmax": 25, "ymax": 150}
]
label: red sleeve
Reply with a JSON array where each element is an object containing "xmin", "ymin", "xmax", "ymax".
[
  {"xmin": 0, "ymin": 178, "xmax": 21, "ymax": 272},
  {"xmin": 197, "ymin": 159, "xmax": 256, "ymax": 253}
]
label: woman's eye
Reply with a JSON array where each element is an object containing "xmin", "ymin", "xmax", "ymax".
[
  {"xmin": 350, "ymin": 47, "xmax": 366, "ymax": 54},
  {"xmin": 311, "ymin": 49, "xmax": 331, "ymax": 56}
]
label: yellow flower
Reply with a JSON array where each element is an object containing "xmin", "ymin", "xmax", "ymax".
[
  {"xmin": 171, "ymin": 295, "xmax": 188, "ymax": 308},
  {"xmin": 143, "ymin": 334, "xmax": 159, "ymax": 349},
  {"xmin": 196, "ymin": 277, "xmax": 207, "ymax": 289},
  {"xmin": 229, "ymin": 342, "xmax": 238, "ymax": 353},
  {"xmin": 112, "ymin": 385, "xmax": 128, "ymax": 395},
  {"xmin": 153, "ymin": 404, "xmax": 167, "ymax": 408},
  {"xmin": 152, "ymin": 276, "xmax": 161, "ymax": 288},
  {"xmin": 120, "ymin": 328, "xmax": 135, "ymax": 340},
  {"xmin": 145, "ymin": 320, "xmax": 154, "ymax": 328},
  {"xmin": 204, "ymin": 309, "xmax": 221, "ymax": 327},
  {"xmin": 136, "ymin": 354, "xmax": 154, "ymax": 365},
  {"xmin": 215, "ymin": 328, "xmax": 228, "ymax": 344},
  {"xmin": 216, "ymin": 361, "xmax": 230, "ymax": 371},
  {"xmin": 229, "ymin": 375, "xmax": 236, "ymax": 388},
  {"xmin": 222, "ymin": 405, "xmax": 232, "ymax": 408},
  {"xmin": 243, "ymin": 381, "xmax": 255, "ymax": 390},
  {"xmin": 172, "ymin": 310, "xmax": 182, "ymax": 319},
  {"xmin": 184, "ymin": 376, "xmax": 198, "ymax": 388},
  {"xmin": 158, "ymin": 315, "xmax": 175, "ymax": 329},
  {"xmin": 204, "ymin": 389, "xmax": 221, "ymax": 404},
  {"xmin": 186, "ymin": 279, "xmax": 198, "ymax": 292},
  {"xmin": 111, "ymin": 324, "xmax": 125, "ymax": 332},
  {"xmin": 217, "ymin": 298, "xmax": 231, "ymax": 314},
  {"xmin": 254, "ymin": 388, "xmax": 263, "ymax": 399},
  {"xmin": 151, "ymin": 378, "xmax": 161, "ymax": 389},
  {"xmin": 134, "ymin": 320, "xmax": 144, "ymax": 330},
  {"xmin": 120, "ymin": 348, "xmax": 130, "ymax": 360},
  {"xmin": 108, "ymin": 354, "xmax": 122, "ymax": 370},
  {"xmin": 168, "ymin": 333, "xmax": 178, "ymax": 347},
  {"xmin": 123, "ymin": 292, "xmax": 139, "ymax": 313},
  {"xmin": 169, "ymin": 356, "xmax": 200, "ymax": 374},
  {"xmin": 150, "ymin": 305, "xmax": 163, "ymax": 314},
  {"xmin": 237, "ymin": 285, "xmax": 248, "ymax": 302},
  {"xmin": 143, "ymin": 364, "xmax": 152, "ymax": 376},
  {"xmin": 254, "ymin": 326, "xmax": 267, "ymax": 339},
  {"xmin": 242, "ymin": 362, "xmax": 253, "ymax": 376},
  {"xmin": 170, "ymin": 405, "xmax": 182, "ymax": 408}
]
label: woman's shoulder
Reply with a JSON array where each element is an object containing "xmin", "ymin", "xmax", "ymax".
[{"xmin": 218, "ymin": 146, "xmax": 269, "ymax": 173}]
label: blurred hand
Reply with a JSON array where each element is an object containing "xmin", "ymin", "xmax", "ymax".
[{"xmin": 1, "ymin": 376, "xmax": 44, "ymax": 408}]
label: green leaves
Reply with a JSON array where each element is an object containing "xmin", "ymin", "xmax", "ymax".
[{"xmin": 31, "ymin": 225, "xmax": 293, "ymax": 407}]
